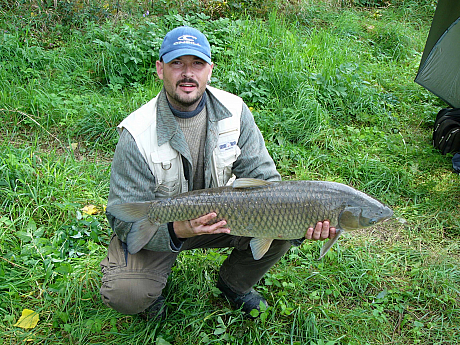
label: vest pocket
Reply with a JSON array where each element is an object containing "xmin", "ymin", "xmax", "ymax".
[
  {"xmin": 213, "ymin": 133, "xmax": 241, "ymax": 187},
  {"xmin": 151, "ymin": 150, "xmax": 183, "ymax": 197},
  {"xmin": 157, "ymin": 181, "xmax": 181, "ymax": 197}
]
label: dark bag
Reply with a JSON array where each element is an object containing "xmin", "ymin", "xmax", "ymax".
[{"xmin": 432, "ymin": 108, "xmax": 460, "ymax": 155}]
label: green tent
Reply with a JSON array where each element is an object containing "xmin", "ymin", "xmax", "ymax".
[{"xmin": 415, "ymin": 0, "xmax": 460, "ymax": 108}]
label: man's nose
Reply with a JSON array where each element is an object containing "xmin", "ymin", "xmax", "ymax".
[{"xmin": 181, "ymin": 64, "xmax": 194, "ymax": 78}]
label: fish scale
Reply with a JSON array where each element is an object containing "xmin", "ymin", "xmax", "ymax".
[{"xmin": 107, "ymin": 178, "xmax": 393, "ymax": 260}]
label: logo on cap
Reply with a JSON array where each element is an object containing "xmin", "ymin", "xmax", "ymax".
[{"xmin": 175, "ymin": 35, "xmax": 201, "ymax": 47}]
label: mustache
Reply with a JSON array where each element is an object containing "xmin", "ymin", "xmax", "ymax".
[{"xmin": 177, "ymin": 78, "xmax": 199, "ymax": 87}]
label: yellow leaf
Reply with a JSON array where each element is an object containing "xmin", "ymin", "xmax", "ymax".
[
  {"xmin": 81, "ymin": 204, "xmax": 99, "ymax": 215},
  {"xmin": 14, "ymin": 309, "xmax": 39, "ymax": 329}
]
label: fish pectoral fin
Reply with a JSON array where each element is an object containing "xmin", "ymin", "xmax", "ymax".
[
  {"xmin": 126, "ymin": 217, "xmax": 158, "ymax": 254},
  {"xmin": 249, "ymin": 238, "xmax": 274, "ymax": 260},
  {"xmin": 232, "ymin": 178, "xmax": 272, "ymax": 189},
  {"xmin": 318, "ymin": 229, "xmax": 344, "ymax": 260}
]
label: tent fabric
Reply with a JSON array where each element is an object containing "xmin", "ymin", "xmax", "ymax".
[
  {"xmin": 415, "ymin": 0, "xmax": 460, "ymax": 108},
  {"xmin": 418, "ymin": 0, "xmax": 460, "ymax": 69},
  {"xmin": 415, "ymin": 18, "xmax": 460, "ymax": 108}
]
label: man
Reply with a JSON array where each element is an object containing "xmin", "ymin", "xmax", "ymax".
[{"xmin": 100, "ymin": 26, "xmax": 336, "ymax": 319}]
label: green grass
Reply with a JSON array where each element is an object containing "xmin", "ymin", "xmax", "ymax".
[{"xmin": 1, "ymin": 0, "xmax": 459, "ymax": 344}]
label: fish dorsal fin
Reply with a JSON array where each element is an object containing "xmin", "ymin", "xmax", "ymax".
[
  {"xmin": 232, "ymin": 178, "xmax": 272, "ymax": 189},
  {"xmin": 249, "ymin": 238, "xmax": 274, "ymax": 260},
  {"xmin": 318, "ymin": 229, "xmax": 344, "ymax": 260}
]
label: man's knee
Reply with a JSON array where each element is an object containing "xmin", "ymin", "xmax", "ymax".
[
  {"xmin": 99, "ymin": 234, "xmax": 176, "ymax": 314},
  {"xmin": 100, "ymin": 273, "xmax": 166, "ymax": 314}
]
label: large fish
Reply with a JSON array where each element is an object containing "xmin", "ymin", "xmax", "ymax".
[{"xmin": 107, "ymin": 178, "xmax": 393, "ymax": 260}]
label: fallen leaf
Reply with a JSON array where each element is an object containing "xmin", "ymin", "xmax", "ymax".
[
  {"xmin": 14, "ymin": 309, "xmax": 39, "ymax": 329},
  {"xmin": 81, "ymin": 204, "xmax": 99, "ymax": 215},
  {"xmin": 156, "ymin": 336, "xmax": 172, "ymax": 345}
]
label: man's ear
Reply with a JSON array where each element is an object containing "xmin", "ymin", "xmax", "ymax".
[
  {"xmin": 207, "ymin": 63, "xmax": 214, "ymax": 82},
  {"xmin": 156, "ymin": 60, "xmax": 164, "ymax": 80}
]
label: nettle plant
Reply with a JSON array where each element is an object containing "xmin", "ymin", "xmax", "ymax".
[
  {"xmin": 10, "ymin": 213, "xmax": 109, "ymax": 295},
  {"xmin": 92, "ymin": 13, "xmax": 238, "ymax": 90},
  {"xmin": 310, "ymin": 63, "xmax": 398, "ymax": 127}
]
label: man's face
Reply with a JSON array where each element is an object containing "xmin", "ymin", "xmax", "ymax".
[{"xmin": 156, "ymin": 55, "xmax": 213, "ymax": 112}]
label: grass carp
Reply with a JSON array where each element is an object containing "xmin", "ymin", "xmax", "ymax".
[{"xmin": 107, "ymin": 178, "xmax": 393, "ymax": 260}]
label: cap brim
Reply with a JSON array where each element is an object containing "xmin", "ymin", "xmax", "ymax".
[{"xmin": 161, "ymin": 49, "xmax": 212, "ymax": 65}]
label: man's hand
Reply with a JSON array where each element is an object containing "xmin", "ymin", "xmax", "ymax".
[
  {"xmin": 173, "ymin": 212, "xmax": 230, "ymax": 239},
  {"xmin": 305, "ymin": 221, "xmax": 336, "ymax": 241}
]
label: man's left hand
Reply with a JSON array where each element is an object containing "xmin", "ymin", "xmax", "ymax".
[{"xmin": 305, "ymin": 221, "xmax": 336, "ymax": 241}]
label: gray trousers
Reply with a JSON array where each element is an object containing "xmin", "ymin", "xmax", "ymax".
[{"xmin": 100, "ymin": 233, "xmax": 291, "ymax": 314}]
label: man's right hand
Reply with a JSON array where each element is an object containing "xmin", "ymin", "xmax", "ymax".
[{"xmin": 173, "ymin": 212, "xmax": 230, "ymax": 239}]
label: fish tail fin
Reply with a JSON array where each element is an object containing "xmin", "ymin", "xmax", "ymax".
[
  {"xmin": 250, "ymin": 238, "xmax": 274, "ymax": 260},
  {"xmin": 107, "ymin": 202, "xmax": 151, "ymax": 223},
  {"xmin": 107, "ymin": 202, "xmax": 158, "ymax": 255},
  {"xmin": 318, "ymin": 229, "xmax": 344, "ymax": 260}
]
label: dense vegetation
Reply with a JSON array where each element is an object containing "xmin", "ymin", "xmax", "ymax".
[{"xmin": 1, "ymin": 0, "xmax": 458, "ymax": 344}]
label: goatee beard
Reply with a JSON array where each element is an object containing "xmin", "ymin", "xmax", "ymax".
[{"xmin": 170, "ymin": 93, "xmax": 202, "ymax": 108}]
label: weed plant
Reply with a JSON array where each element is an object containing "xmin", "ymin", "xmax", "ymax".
[{"xmin": 1, "ymin": 1, "xmax": 459, "ymax": 344}]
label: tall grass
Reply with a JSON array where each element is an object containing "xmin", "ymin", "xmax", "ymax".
[{"xmin": 1, "ymin": 1, "xmax": 459, "ymax": 344}]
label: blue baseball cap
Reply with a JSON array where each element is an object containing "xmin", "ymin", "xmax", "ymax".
[{"xmin": 159, "ymin": 26, "xmax": 212, "ymax": 64}]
